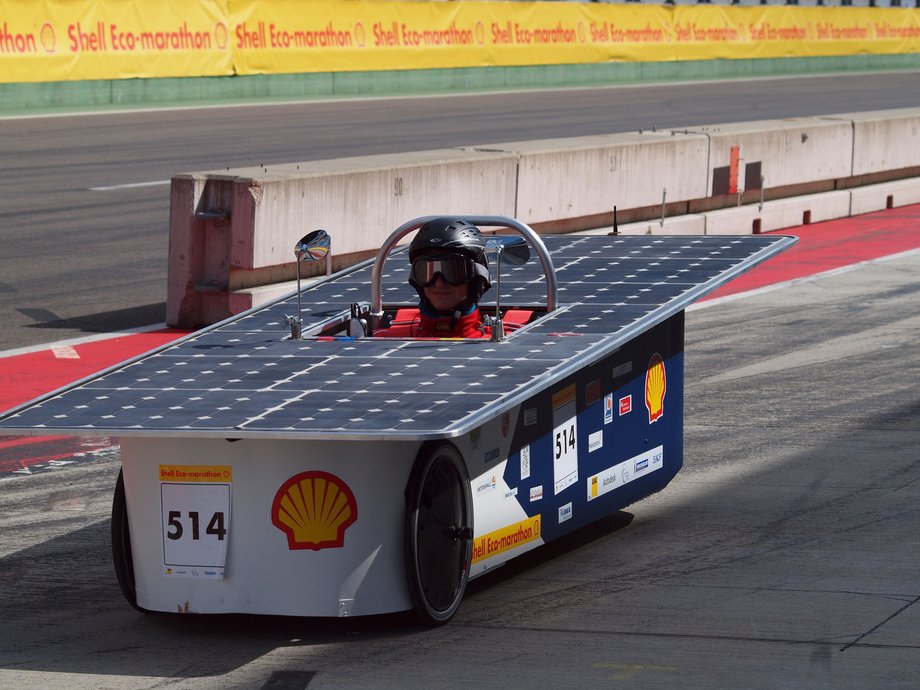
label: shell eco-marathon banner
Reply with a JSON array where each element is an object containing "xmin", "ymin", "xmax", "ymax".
[{"xmin": 1, "ymin": 0, "xmax": 919, "ymax": 84}]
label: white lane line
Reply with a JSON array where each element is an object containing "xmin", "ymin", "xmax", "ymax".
[
  {"xmin": 51, "ymin": 346, "xmax": 81, "ymax": 360},
  {"xmin": 89, "ymin": 180, "xmax": 170, "ymax": 191},
  {"xmin": 0, "ymin": 323, "xmax": 171, "ymax": 360}
]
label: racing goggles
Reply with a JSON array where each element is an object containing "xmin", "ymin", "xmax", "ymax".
[
  {"xmin": 412, "ymin": 254, "xmax": 476, "ymax": 287},
  {"xmin": 411, "ymin": 255, "xmax": 476, "ymax": 287}
]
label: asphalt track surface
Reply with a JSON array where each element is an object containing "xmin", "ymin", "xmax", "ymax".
[
  {"xmin": 1, "ymin": 78, "xmax": 920, "ymax": 688},
  {"xmin": 3, "ymin": 71, "xmax": 920, "ymax": 351}
]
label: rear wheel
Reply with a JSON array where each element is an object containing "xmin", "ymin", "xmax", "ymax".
[
  {"xmin": 404, "ymin": 442, "xmax": 473, "ymax": 626},
  {"xmin": 111, "ymin": 468, "xmax": 148, "ymax": 613}
]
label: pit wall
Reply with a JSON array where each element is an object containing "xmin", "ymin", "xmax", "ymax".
[{"xmin": 167, "ymin": 107, "xmax": 920, "ymax": 327}]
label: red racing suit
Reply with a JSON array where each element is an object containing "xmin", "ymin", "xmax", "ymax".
[{"xmin": 374, "ymin": 307, "xmax": 490, "ymax": 339}]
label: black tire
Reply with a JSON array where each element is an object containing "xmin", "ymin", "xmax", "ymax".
[
  {"xmin": 404, "ymin": 442, "xmax": 473, "ymax": 626},
  {"xmin": 111, "ymin": 468, "xmax": 148, "ymax": 613}
]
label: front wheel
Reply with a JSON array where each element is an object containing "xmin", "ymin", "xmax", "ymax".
[
  {"xmin": 111, "ymin": 468, "xmax": 148, "ymax": 613},
  {"xmin": 404, "ymin": 442, "xmax": 473, "ymax": 626}
]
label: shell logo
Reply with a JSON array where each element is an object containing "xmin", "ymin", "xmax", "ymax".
[
  {"xmin": 40, "ymin": 23, "xmax": 56, "ymax": 53},
  {"xmin": 644, "ymin": 353, "xmax": 666, "ymax": 423},
  {"xmin": 271, "ymin": 471, "xmax": 357, "ymax": 551},
  {"xmin": 214, "ymin": 22, "xmax": 228, "ymax": 50}
]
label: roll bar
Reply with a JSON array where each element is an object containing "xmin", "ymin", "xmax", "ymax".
[{"xmin": 369, "ymin": 216, "xmax": 558, "ymax": 325}]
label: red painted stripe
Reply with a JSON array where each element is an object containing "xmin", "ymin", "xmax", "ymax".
[
  {"xmin": 0, "ymin": 328, "xmax": 189, "ymax": 413},
  {"xmin": 1, "ymin": 331, "xmax": 186, "ymax": 476},
  {"xmin": 0, "ymin": 451, "xmax": 97, "ymax": 473},
  {"xmin": 0, "ymin": 434, "xmax": 81, "ymax": 450},
  {"xmin": 0, "ymin": 435, "xmax": 115, "ymax": 474},
  {"xmin": 706, "ymin": 203, "xmax": 920, "ymax": 299}
]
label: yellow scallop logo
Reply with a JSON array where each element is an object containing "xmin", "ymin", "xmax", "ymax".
[
  {"xmin": 271, "ymin": 471, "xmax": 357, "ymax": 550},
  {"xmin": 214, "ymin": 22, "xmax": 228, "ymax": 50},
  {"xmin": 645, "ymin": 353, "xmax": 666, "ymax": 423},
  {"xmin": 40, "ymin": 23, "xmax": 56, "ymax": 53}
]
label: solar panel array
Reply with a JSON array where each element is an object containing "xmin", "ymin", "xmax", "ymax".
[{"xmin": 0, "ymin": 234, "xmax": 794, "ymax": 440}]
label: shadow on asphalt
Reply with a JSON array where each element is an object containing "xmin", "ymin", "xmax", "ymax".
[
  {"xmin": 19, "ymin": 302, "xmax": 167, "ymax": 333},
  {"xmin": 0, "ymin": 510, "xmax": 635, "ymax": 680}
]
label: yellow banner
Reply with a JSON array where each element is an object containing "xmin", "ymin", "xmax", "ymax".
[
  {"xmin": 0, "ymin": 0, "xmax": 232, "ymax": 83},
  {"xmin": 1, "ymin": 0, "xmax": 919, "ymax": 84}
]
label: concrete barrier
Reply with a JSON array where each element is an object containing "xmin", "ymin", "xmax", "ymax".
[
  {"xmin": 850, "ymin": 177, "xmax": 920, "ymax": 215},
  {"xmin": 704, "ymin": 190, "xmax": 852, "ymax": 235},
  {"xmin": 167, "ymin": 149, "xmax": 517, "ymax": 327},
  {"xmin": 464, "ymin": 131, "xmax": 710, "ymax": 227},
  {"xmin": 844, "ymin": 109, "xmax": 920, "ymax": 177},
  {"xmin": 693, "ymin": 117, "xmax": 853, "ymax": 194},
  {"xmin": 166, "ymin": 107, "xmax": 920, "ymax": 327}
]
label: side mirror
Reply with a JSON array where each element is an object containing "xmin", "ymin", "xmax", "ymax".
[
  {"xmin": 296, "ymin": 229, "xmax": 331, "ymax": 262},
  {"xmin": 287, "ymin": 229, "xmax": 330, "ymax": 340},
  {"xmin": 484, "ymin": 236, "xmax": 530, "ymax": 341},
  {"xmin": 486, "ymin": 235, "xmax": 530, "ymax": 265}
]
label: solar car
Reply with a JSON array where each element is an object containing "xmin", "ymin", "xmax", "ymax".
[{"xmin": 0, "ymin": 216, "xmax": 794, "ymax": 625}]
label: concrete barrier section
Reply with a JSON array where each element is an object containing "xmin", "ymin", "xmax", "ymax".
[
  {"xmin": 704, "ymin": 190, "xmax": 851, "ymax": 235},
  {"xmin": 698, "ymin": 117, "xmax": 853, "ymax": 194},
  {"xmin": 850, "ymin": 178, "xmax": 920, "ymax": 215},
  {"xmin": 477, "ymin": 132, "xmax": 709, "ymax": 226},
  {"xmin": 843, "ymin": 109, "xmax": 920, "ymax": 177}
]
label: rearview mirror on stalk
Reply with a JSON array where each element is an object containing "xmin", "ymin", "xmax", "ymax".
[
  {"xmin": 287, "ymin": 229, "xmax": 331, "ymax": 340},
  {"xmin": 485, "ymin": 235, "xmax": 530, "ymax": 341},
  {"xmin": 295, "ymin": 230, "xmax": 331, "ymax": 263},
  {"xmin": 485, "ymin": 235, "xmax": 530, "ymax": 265}
]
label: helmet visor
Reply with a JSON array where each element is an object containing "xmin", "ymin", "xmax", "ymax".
[{"xmin": 411, "ymin": 255, "xmax": 474, "ymax": 287}]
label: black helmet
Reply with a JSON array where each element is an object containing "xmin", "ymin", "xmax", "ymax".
[{"xmin": 408, "ymin": 218, "xmax": 492, "ymax": 304}]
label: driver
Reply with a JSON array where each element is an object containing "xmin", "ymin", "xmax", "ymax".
[{"xmin": 375, "ymin": 217, "xmax": 492, "ymax": 338}]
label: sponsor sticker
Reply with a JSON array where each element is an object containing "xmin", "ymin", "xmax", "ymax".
[
  {"xmin": 520, "ymin": 444, "xmax": 531, "ymax": 480},
  {"xmin": 504, "ymin": 487, "xmax": 519, "ymax": 499},
  {"xmin": 552, "ymin": 384, "xmax": 578, "ymax": 495},
  {"xmin": 523, "ymin": 407, "xmax": 538, "ymax": 426},
  {"xmin": 552, "ymin": 385, "xmax": 576, "ymax": 410},
  {"xmin": 529, "ymin": 485, "xmax": 543, "ymax": 502},
  {"xmin": 160, "ymin": 465, "xmax": 232, "ymax": 482},
  {"xmin": 472, "ymin": 515, "xmax": 542, "ymax": 563},
  {"xmin": 585, "ymin": 378, "xmax": 601, "ymax": 406},
  {"xmin": 586, "ymin": 445, "xmax": 664, "ymax": 502},
  {"xmin": 645, "ymin": 353, "xmax": 666, "ymax": 424},
  {"xmin": 160, "ymin": 465, "xmax": 232, "ymax": 579},
  {"xmin": 619, "ymin": 395, "xmax": 632, "ymax": 416},
  {"xmin": 604, "ymin": 394, "xmax": 614, "ymax": 425},
  {"xmin": 558, "ymin": 502, "xmax": 573, "ymax": 524},
  {"xmin": 588, "ymin": 430, "xmax": 603, "ymax": 453},
  {"xmin": 611, "ymin": 361, "xmax": 633, "ymax": 380},
  {"xmin": 476, "ymin": 475, "xmax": 497, "ymax": 495},
  {"xmin": 271, "ymin": 471, "xmax": 357, "ymax": 551}
]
